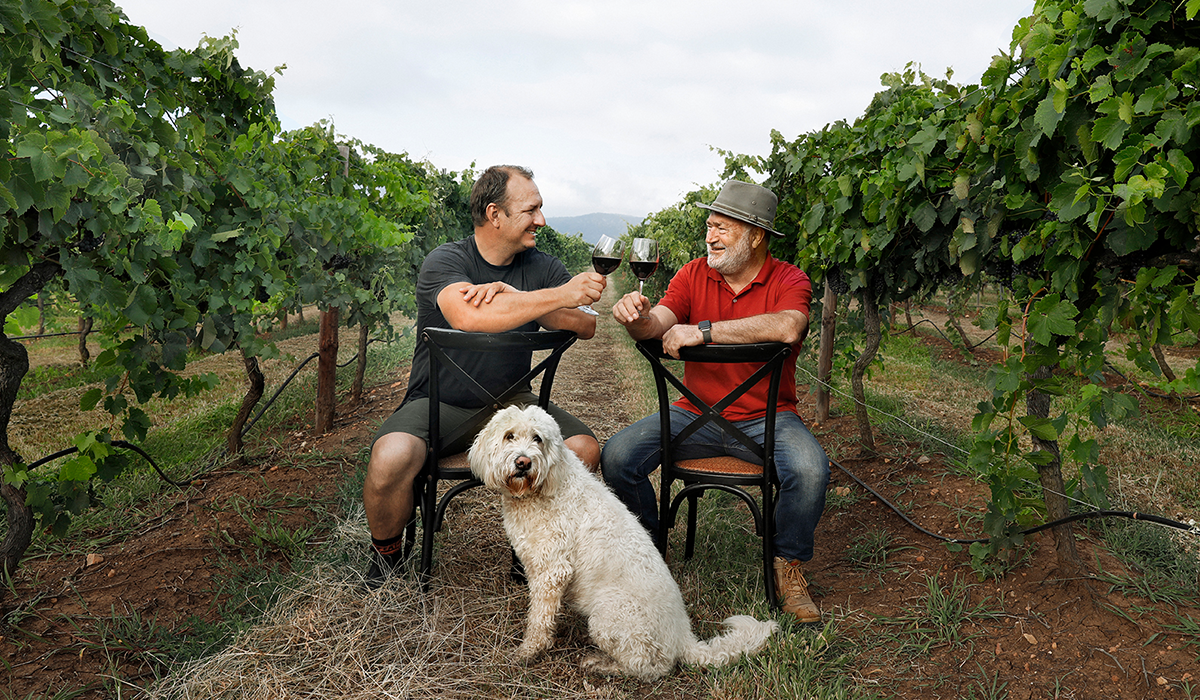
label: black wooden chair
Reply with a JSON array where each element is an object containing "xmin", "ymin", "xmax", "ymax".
[
  {"xmin": 635, "ymin": 339, "xmax": 792, "ymax": 607},
  {"xmin": 408, "ymin": 327, "xmax": 578, "ymax": 589}
]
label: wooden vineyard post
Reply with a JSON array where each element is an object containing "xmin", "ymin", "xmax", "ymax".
[
  {"xmin": 314, "ymin": 144, "xmax": 353, "ymax": 435},
  {"xmin": 315, "ymin": 307, "xmax": 339, "ymax": 434},
  {"xmin": 815, "ymin": 282, "xmax": 836, "ymax": 423}
]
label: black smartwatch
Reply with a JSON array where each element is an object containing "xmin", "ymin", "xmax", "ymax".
[{"xmin": 698, "ymin": 320, "xmax": 713, "ymax": 344}]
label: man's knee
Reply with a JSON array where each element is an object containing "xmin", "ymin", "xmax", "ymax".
[
  {"xmin": 774, "ymin": 417, "xmax": 829, "ymax": 481},
  {"xmin": 565, "ymin": 434, "xmax": 601, "ymax": 472},
  {"xmin": 366, "ymin": 432, "xmax": 426, "ymax": 489}
]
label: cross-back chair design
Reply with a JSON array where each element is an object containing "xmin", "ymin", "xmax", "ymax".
[
  {"xmin": 409, "ymin": 327, "xmax": 578, "ymax": 589},
  {"xmin": 635, "ymin": 339, "xmax": 792, "ymax": 607}
]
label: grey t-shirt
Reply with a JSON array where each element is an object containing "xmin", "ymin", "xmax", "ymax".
[{"xmin": 400, "ymin": 235, "xmax": 572, "ymax": 409}]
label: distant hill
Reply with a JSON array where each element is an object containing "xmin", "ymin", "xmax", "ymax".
[{"xmin": 546, "ymin": 213, "xmax": 644, "ymax": 245}]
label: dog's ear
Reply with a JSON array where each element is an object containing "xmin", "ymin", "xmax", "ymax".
[
  {"xmin": 527, "ymin": 406, "xmax": 569, "ymax": 497},
  {"xmin": 468, "ymin": 410, "xmax": 507, "ymax": 487}
]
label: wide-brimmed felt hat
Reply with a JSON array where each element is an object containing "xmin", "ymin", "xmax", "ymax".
[{"xmin": 696, "ymin": 180, "xmax": 783, "ymax": 238}]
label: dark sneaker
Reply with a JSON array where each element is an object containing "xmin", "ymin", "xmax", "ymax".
[{"xmin": 365, "ymin": 547, "xmax": 404, "ymax": 590}]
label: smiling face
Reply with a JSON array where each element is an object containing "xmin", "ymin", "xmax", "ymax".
[
  {"xmin": 705, "ymin": 212, "xmax": 760, "ymax": 275},
  {"xmin": 492, "ymin": 175, "xmax": 545, "ymax": 255}
]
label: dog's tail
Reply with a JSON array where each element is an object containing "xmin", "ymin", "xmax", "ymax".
[{"xmin": 683, "ymin": 615, "xmax": 778, "ymax": 667}]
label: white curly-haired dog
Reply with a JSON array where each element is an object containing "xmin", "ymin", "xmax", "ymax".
[{"xmin": 468, "ymin": 404, "xmax": 778, "ymax": 680}]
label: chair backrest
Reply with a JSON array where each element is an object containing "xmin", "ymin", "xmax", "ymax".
[
  {"xmin": 635, "ymin": 339, "xmax": 791, "ymax": 472},
  {"xmin": 423, "ymin": 327, "xmax": 578, "ymax": 463}
]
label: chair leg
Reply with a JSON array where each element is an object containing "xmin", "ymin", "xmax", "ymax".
[
  {"xmin": 763, "ymin": 485, "xmax": 778, "ymax": 609},
  {"xmin": 684, "ymin": 493, "xmax": 699, "ymax": 560},
  {"xmin": 418, "ymin": 474, "xmax": 438, "ymax": 592},
  {"xmin": 657, "ymin": 485, "xmax": 671, "ymax": 558}
]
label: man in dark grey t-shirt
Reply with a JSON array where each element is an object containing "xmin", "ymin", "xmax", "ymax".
[{"xmin": 363, "ymin": 165, "xmax": 605, "ymax": 586}]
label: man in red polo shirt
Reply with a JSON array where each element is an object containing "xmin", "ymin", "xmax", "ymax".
[{"xmin": 601, "ymin": 180, "xmax": 830, "ymax": 623}]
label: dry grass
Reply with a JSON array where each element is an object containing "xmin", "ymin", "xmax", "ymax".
[
  {"xmin": 148, "ymin": 507, "xmax": 531, "ymax": 699},
  {"xmin": 147, "ymin": 494, "xmax": 703, "ymax": 700}
]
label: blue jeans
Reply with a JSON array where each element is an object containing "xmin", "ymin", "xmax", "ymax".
[{"xmin": 601, "ymin": 407, "xmax": 829, "ymax": 562}]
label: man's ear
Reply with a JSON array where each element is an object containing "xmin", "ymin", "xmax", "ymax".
[
  {"xmin": 750, "ymin": 226, "xmax": 767, "ymax": 249},
  {"xmin": 486, "ymin": 202, "xmax": 502, "ymax": 228}
]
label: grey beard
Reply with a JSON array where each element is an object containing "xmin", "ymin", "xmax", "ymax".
[{"xmin": 708, "ymin": 239, "xmax": 752, "ymax": 275}]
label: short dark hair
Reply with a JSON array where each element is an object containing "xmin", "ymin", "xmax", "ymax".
[{"xmin": 469, "ymin": 165, "xmax": 535, "ymax": 227}]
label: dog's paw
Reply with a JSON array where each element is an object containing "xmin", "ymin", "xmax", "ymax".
[
  {"xmin": 513, "ymin": 640, "xmax": 547, "ymax": 664},
  {"xmin": 580, "ymin": 652, "xmax": 623, "ymax": 676}
]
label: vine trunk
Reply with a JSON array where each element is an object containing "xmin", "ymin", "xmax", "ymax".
[
  {"xmin": 1026, "ymin": 363, "xmax": 1085, "ymax": 580},
  {"xmin": 851, "ymin": 284, "xmax": 880, "ymax": 453},
  {"xmin": 0, "ymin": 335, "xmax": 33, "ymax": 592},
  {"xmin": 227, "ymin": 351, "xmax": 265, "ymax": 456},
  {"xmin": 816, "ymin": 283, "xmax": 836, "ymax": 424}
]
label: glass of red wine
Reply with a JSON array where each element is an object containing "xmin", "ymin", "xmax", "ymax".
[
  {"xmin": 591, "ymin": 235, "xmax": 625, "ymax": 275},
  {"xmin": 630, "ymin": 238, "xmax": 659, "ymax": 296},
  {"xmin": 578, "ymin": 235, "xmax": 626, "ymax": 316}
]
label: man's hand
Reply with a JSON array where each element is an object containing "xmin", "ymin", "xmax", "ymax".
[
  {"xmin": 661, "ymin": 323, "xmax": 703, "ymax": 359},
  {"xmin": 612, "ymin": 291, "xmax": 650, "ymax": 326},
  {"xmin": 562, "ymin": 271, "xmax": 605, "ymax": 308},
  {"xmin": 612, "ymin": 291, "xmax": 677, "ymax": 342},
  {"xmin": 460, "ymin": 281, "xmax": 518, "ymax": 307}
]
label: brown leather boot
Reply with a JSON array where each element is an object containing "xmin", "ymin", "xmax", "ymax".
[{"xmin": 774, "ymin": 557, "xmax": 821, "ymax": 623}]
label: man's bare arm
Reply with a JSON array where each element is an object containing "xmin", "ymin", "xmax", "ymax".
[
  {"xmin": 709, "ymin": 310, "xmax": 809, "ymax": 345},
  {"xmin": 661, "ymin": 310, "xmax": 808, "ymax": 358},
  {"xmin": 438, "ymin": 272, "xmax": 604, "ymax": 335},
  {"xmin": 534, "ymin": 307, "xmax": 597, "ymax": 339}
]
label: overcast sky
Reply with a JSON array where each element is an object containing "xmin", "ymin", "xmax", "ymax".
[{"xmin": 115, "ymin": 1, "xmax": 1033, "ymax": 219}]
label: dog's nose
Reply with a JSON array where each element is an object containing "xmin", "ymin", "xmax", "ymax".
[{"xmin": 514, "ymin": 455, "xmax": 532, "ymax": 473}]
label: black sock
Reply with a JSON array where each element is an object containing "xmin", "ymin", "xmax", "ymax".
[{"xmin": 371, "ymin": 532, "xmax": 405, "ymax": 564}]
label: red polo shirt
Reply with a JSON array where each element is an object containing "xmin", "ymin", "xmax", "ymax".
[{"xmin": 657, "ymin": 253, "xmax": 812, "ymax": 421}]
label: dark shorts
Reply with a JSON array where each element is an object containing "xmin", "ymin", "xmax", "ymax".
[{"xmin": 372, "ymin": 391, "xmax": 595, "ymax": 455}]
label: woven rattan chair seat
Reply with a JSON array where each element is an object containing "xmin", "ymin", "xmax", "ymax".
[
  {"xmin": 438, "ymin": 452, "xmax": 470, "ymax": 471},
  {"xmin": 676, "ymin": 456, "xmax": 762, "ymax": 476}
]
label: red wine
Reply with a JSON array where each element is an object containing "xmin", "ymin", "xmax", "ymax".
[
  {"xmin": 592, "ymin": 256, "xmax": 621, "ymax": 275},
  {"xmin": 630, "ymin": 260, "xmax": 658, "ymax": 280}
]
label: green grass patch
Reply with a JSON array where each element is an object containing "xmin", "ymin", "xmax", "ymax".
[
  {"xmin": 1094, "ymin": 518, "xmax": 1200, "ymax": 603},
  {"xmin": 15, "ymin": 361, "xmax": 109, "ymax": 402}
]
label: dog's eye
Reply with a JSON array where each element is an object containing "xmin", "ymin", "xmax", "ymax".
[
  {"xmin": 532, "ymin": 434, "xmax": 542, "ymax": 443},
  {"xmin": 504, "ymin": 432, "xmax": 514, "ymax": 441}
]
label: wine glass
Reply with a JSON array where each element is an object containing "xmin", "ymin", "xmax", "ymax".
[
  {"xmin": 591, "ymin": 235, "xmax": 625, "ymax": 275},
  {"xmin": 577, "ymin": 235, "xmax": 626, "ymax": 316},
  {"xmin": 630, "ymin": 238, "xmax": 659, "ymax": 296}
]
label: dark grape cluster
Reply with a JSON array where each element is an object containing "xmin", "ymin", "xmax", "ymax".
[
  {"xmin": 78, "ymin": 233, "xmax": 103, "ymax": 253},
  {"xmin": 325, "ymin": 254, "xmax": 353, "ymax": 270},
  {"xmin": 871, "ymin": 270, "xmax": 888, "ymax": 298},
  {"xmin": 825, "ymin": 262, "xmax": 849, "ymax": 294},
  {"xmin": 1014, "ymin": 258, "xmax": 1042, "ymax": 278}
]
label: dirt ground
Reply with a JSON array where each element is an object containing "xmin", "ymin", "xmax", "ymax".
[{"xmin": 2, "ymin": 309, "xmax": 1199, "ymax": 699}]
